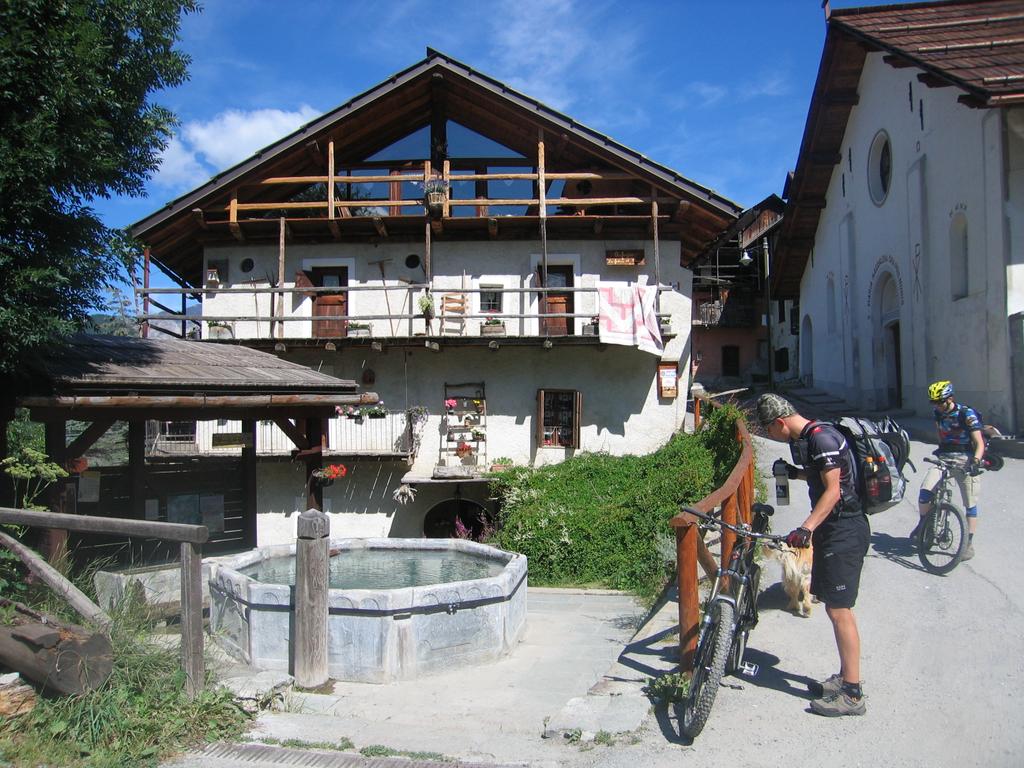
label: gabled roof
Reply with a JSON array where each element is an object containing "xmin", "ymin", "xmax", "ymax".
[
  {"xmin": 774, "ymin": 0, "xmax": 1024, "ymax": 298},
  {"xmin": 134, "ymin": 49, "xmax": 741, "ymax": 285}
]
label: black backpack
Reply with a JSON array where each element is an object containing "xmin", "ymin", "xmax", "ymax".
[{"xmin": 832, "ymin": 416, "xmax": 912, "ymax": 514}]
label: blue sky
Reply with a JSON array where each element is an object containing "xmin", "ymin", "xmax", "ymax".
[{"xmin": 95, "ymin": 0, "xmax": 892, "ymax": 277}]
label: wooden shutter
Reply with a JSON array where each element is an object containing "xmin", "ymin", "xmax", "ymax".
[
  {"xmin": 572, "ymin": 391, "xmax": 582, "ymax": 449},
  {"xmin": 536, "ymin": 389, "xmax": 545, "ymax": 448},
  {"xmin": 294, "ymin": 270, "xmax": 316, "ymax": 298}
]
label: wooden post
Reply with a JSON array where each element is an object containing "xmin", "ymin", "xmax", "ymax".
[
  {"xmin": 241, "ymin": 419, "xmax": 257, "ymax": 549},
  {"xmin": 304, "ymin": 418, "xmax": 323, "ymax": 512},
  {"xmin": 142, "ymin": 247, "xmax": 151, "ymax": 339},
  {"xmin": 277, "ymin": 217, "xmax": 286, "ymax": 339},
  {"xmin": 180, "ymin": 541, "xmax": 204, "ymax": 698},
  {"xmin": 676, "ymin": 523, "xmax": 699, "ymax": 673},
  {"xmin": 538, "ymin": 130, "xmax": 548, "ymax": 320},
  {"xmin": 693, "ymin": 396, "xmax": 702, "ymax": 431},
  {"xmin": 294, "ymin": 508, "xmax": 329, "ymax": 688},
  {"xmin": 43, "ymin": 421, "xmax": 67, "ymax": 563},
  {"xmin": 721, "ymin": 492, "xmax": 739, "ymax": 571},
  {"xmin": 128, "ymin": 420, "xmax": 145, "ymax": 523},
  {"xmin": 651, "ymin": 187, "xmax": 661, "ymax": 316}
]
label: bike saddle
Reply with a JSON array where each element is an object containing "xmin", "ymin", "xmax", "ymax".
[{"xmin": 751, "ymin": 503, "xmax": 775, "ymax": 517}]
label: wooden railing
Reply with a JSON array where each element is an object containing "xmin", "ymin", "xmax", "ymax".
[
  {"xmin": 0, "ymin": 507, "xmax": 209, "ymax": 698},
  {"xmin": 669, "ymin": 393, "xmax": 756, "ymax": 673}
]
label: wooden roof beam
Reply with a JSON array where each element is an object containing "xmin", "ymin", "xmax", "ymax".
[
  {"xmin": 882, "ymin": 53, "xmax": 915, "ymax": 69},
  {"xmin": 917, "ymin": 72, "xmax": 953, "ymax": 89},
  {"xmin": 191, "ymin": 208, "xmax": 208, "ymax": 230},
  {"xmin": 228, "ymin": 194, "xmax": 245, "ymax": 242},
  {"xmin": 487, "ymin": 217, "xmax": 498, "ymax": 238},
  {"xmin": 808, "ymin": 151, "xmax": 842, "ymax": 165},
  {"xmin": 373, "ymin": 216, "xmax": 388, "ymax": 238}
]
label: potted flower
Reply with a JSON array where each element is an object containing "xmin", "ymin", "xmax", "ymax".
[
  {"xmin": 362, "ymin": 402, "xmax": 387, "ymax": 419},
  {"xmin": 423, "ymin": 177, "xmax": 448, "ymax": 218},
  {"xmin": 471, "ymin": 427, "xmax": 486, "ymax": 441},
  {"xmin": 583, "ymin": 315, "xmax": 600, "ymax": 336},
  {"xmin": 336, "ymin": 404, "xmax": 362, "ymax": 421},
  {"xmin": 659, "ymin": 316, "xmax": 672, "ymax": 336},
  {"xmin": 312, "ymin": 463, "xmax": 347, "ymax": 487},
  {"xmin": 455, "ymin": 441, "xmax": 474, "ymax": 459},
  {"xmin": 207, "ymin": 320, "xmax": 233, "ymax": 340},
  {"xmin": 481, "ymin": 314, "xmax": 505, "ymax": 336},
  {"xmin": 472, "ymin": 399, "xmax": 484, "ymax": 414},
  {"xmin": 489, "ymin": 457, "xmax": 514, "ymax": 473},
  {"xmin": 418, "ymin": 293, "xmax": 435, "ymax": 332},
  {"xmin": 444, "ymin": 398, "xmax": 458, "ymax": 414},
  {"xmin": 347, "ymin": 321, "xmax": 371, "ymax": 338}
]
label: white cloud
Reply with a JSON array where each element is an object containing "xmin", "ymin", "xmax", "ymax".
[
  {"xmin": 687, "ymin": 81, "xmax": 728, "ymax": 108},
  {"xmin": 154, "ymin": 135, "xmax": 211, "ymax": 190},
  {"xmin": 152, "ymin": 105, "xmax": 321, "ymax": 192}
]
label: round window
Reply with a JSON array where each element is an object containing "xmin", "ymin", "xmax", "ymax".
[
  {"xmin": 240, "ymin": 257, "xmax": 255, "ymax": 273},
  {"xmin": 405, "ymin": 254, "xmax": 421, "ymax": 269},
  {"xmin": 867, "ymin": 130, "xmax": 892, "ymax": 205}
]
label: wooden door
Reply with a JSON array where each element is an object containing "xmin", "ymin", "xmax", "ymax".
[
  {"xmin": 541, "ymin": 265, "xmax": 573, "ymax": 336},
  {"xmin": 311, "ymin": 267, "xmax": 347, "ymax": 338}
]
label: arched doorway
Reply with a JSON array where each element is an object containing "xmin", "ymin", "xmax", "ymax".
[
  {"xmin": 876, "ymin": 274, "xmax": 902, "ymax": 408},
  {"xmin": 800, "ymin": 315, "xmax": 813, "ymax": 386},
  {"xmin": 423, "ymin": 491, "xmax": 493, "ymax": 541}
]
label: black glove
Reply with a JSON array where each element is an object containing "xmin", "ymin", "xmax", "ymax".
[
  {"xmin": 967, "ymin": 458, "xmax": 983, "ymax": 477},
  {"xmin": 785, "ymin": 527, "xmax": 812, "ymax": 548},
  {"xmin": 772, "ymin": 459, "xmax": 800, "ymax": 479}
]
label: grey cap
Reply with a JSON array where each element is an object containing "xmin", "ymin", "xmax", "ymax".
[{"xmin": 755, "ymin": 393, "xmax": 796, "ymax": 425}]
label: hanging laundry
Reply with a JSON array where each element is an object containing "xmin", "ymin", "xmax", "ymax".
[{"xmin": 598, "ymin": 285, "xmax": 664, "ymax": 356}]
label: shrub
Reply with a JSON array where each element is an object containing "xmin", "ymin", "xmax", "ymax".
[{"xmin": 492, "ymin": 419, "xmax": 746, "ymax": 598}]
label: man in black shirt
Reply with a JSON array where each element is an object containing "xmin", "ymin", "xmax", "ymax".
[{"xmin": 757, "ymin": 393, "xmax": 869, "ymax": 717}]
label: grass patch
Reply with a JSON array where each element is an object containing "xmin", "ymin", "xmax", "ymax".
[
  {"xmin": 0, "ymin": 597, "xmax": 250, "ymax": 767},
  {"xmin": 260, "ymin": 736, "xmax": 354, "ymax": 751},
  {"xmin": 490, "ymin": 404, "xmax": 745, "ymax": 600},
  {"xmin": 359, "ymin": 744, "xmax": 450, "ymax": 761},
  {"xmin": 645, "ymin": 671, "xmax": 691, "ymax": 705}
]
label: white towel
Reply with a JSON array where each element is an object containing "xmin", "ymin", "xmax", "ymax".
[{"xmin": 598, "ymin": 285, "xmax": 664, "ymax": 356}]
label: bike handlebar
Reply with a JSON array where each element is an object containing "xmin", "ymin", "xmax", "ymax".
[{"xmin": 679, "ymin": 505, "xmax": 787, "ymax": 546}]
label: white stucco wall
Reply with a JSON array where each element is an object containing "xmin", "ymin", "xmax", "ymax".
[
  {"xmin": 799, "ymin": 52, "xmax": 1021, "ymax": 428},
  {"xmin": 199, "ymin": 237, "xmax": 695, "ymax": 544}
]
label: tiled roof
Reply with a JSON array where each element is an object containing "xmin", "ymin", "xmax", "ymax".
[{"xmin": 833, "ymin": 0, "xmax": 1024, "ymax": 106}]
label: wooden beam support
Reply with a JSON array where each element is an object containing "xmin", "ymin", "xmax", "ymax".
[
  {"xmin": 43, "ymin": 422, "xmax": 68, "ymax": 563},
  {"xmin": 128, "ymin": 421, "xmax": 145, "ymax": 524},
  {"xmin": 328, "ymin": 219, "xmax": 341, "ymax": 239},
  {"xmin": 883, "ymin": 53, "xmax": 915, "ymax": 68},
  {"xmin": 241, "ymin": 419, "xmax": 257, "ymax": 549},
  {"xmin": 303, "ymin": 418, "xmax": 324, "ymax": 511},
  {"xmin": 304, "ymin": 139, "xmax": 322, "ymax": 167},
  {"xmin": 191, "ymin": 208, "xmax": 208, "ymax": 230},
  {"xmin": 917, "ymin": 71, "xmax": 953, "ymax": 88},
  {"xmin": 430, "ymin": 218, "xmax": 443, "ymax": 235},
  {"xmin": 327, "ymin": 140, "xmax": 335, "ymax": 222},
  {"xmin": 593, "ymin": 219, "xmax": 604, "ymax": 235},
  {"xmin": 373, "ymin": 216, "xmax": 388, "ymax": 238},
  {"xmin": 65, "ymin": 420, "xmax": 114, "ymax": 461},
  {"xmin": 272, "ymin": 417, "xmax": 310, "ymax": 450},
  {"xmin": 488, "ymin": 217, "xmax": 498, "ymax": 239},
  {"xmin": 229, "ymin": 193, "xmax": 244, "ymax": 241},
  {"xmin": 277, "ymin": 217, "xmax": 286, "ymax": 339}
]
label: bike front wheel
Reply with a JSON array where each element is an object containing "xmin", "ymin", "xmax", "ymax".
[
  {"xmin": 917, "ymin": 502, "xmax": 967, "ymax": 575},
  {"xmin": 680, "ymin": 600, "xmax": 735, "ymax": 739}
]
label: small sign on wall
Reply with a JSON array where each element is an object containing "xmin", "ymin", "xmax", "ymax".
[
  {"xmin": 657, "ymin": 361, "xmax": 679, "ymax": 399},
  {"xmin": 605, "ymin": 249, "xmax": 646, "ymax": 266},
  {"xmin": 78, "ymin": 472, "xmax": 101, "ymax": 503},
  {"xmin": 212, "ymin": 432, "xmax": 252, "ymax": 448}
]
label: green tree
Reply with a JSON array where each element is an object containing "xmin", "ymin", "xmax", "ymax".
[{"xmin": 0, "ymin": 0, "xmax": 198, "ymax": 377}]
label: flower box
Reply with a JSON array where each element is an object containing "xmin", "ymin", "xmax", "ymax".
[
  {"xmin": 347, "ymin": 325, "xmax": 371, "ymax": 338},
  {"xmin": 582, "ymin": 322, "xmax": 599, "ymax": 336},
  {"xmin": 481, "ymin": 322, "xmax": 505, "ymax": 336}
]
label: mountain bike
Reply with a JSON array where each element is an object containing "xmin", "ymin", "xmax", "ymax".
[
  {"xmin": 678, "ymin": 502, "xmax": 784, "ymax": 739},
  {"xmin": 917, "ymin": 455, "xmax": 970, "ymax": 575}
]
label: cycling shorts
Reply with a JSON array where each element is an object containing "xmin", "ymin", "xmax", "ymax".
[{"xmin": 811, "ymin": 513, "xmax": 870, "ymax": 609}]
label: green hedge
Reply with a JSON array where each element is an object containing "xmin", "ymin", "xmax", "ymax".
[{"xmin": 490, "ymin": 403, "xmax": 744, "ymax": 599}]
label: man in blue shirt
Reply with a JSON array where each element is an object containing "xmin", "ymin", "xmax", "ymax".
[
  {"xmin": 757, "ymin": 393, "xmax": 868, "ymax": 718},
  {"xmin": 912, "ymin": 380, "xmax": 985, "ymax": 560}
]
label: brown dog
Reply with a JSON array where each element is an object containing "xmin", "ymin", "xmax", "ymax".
[{"xmin": 771, "ymin": 543, "xmax": 814, "ymax": 617}]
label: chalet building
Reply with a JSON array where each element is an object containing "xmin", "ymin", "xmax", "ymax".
[
  {"xmin": 690, "ymin": 195, "xmax": 794, "ymax": 387},
  {"xmin": 775, "ymin": 1, "xmax": 1024, "ymax": 432},
  {"xmin": 132, "ymin": 50, "xmax": 740, "ymax": 543}
]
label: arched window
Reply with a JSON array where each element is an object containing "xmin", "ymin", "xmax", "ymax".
[
  {"xmin": 868, "ymin": 130, "xmax": 892, "ymax": 206},
  {"xmin": 950, "ymin": 213, "xmax": 968, "ymax": 300}
]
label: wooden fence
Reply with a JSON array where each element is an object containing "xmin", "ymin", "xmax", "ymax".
[
  {"xmin": 669, "ymin": 393, "xmax": 756, "ymax": 672},
  {"xmin": 0, "ymin": 507, "xmax": 209, "ymax": 698}
]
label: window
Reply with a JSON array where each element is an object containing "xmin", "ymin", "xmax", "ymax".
[
  {"xmin": 867, "ymin": 130, "xmax": 892, "ymax": 205},
  {"xmin": 790, "ymin": 304, "xmax": 800, "ymax": 335},
  {"xmin": 777, "ymin": 300, "xmax": 786, "ymax": 324},
  {"xmin": 537, "ymin": 389, "xmax": 581, "ymax": 448},
  {"xmin": 950, "ymin": 213, "xmax": 968, "ymax": 300},
  {"xmin": 722, "ymin": 346, "xmax": 740, "ymax": 377},
  {"xmin": 480, "ymin": 283, "xmax": 503, "ymax": 313}
]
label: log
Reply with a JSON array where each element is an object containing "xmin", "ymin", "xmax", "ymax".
[
  {"xmin": 0, "ymin": 529, "xmax": 111, "ymax": 629},
  {"xmin": 0, "ymin": 674, "xmax": 37, "ymax": 717},
  {"xmin": 0, "ymin": 599, "xmax": 112, "ymax": 696}
]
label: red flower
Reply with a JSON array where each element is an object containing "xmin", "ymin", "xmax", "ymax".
[{"xmin": 321, "ymin": 464, "xmax": 348, "ymax": 480}]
